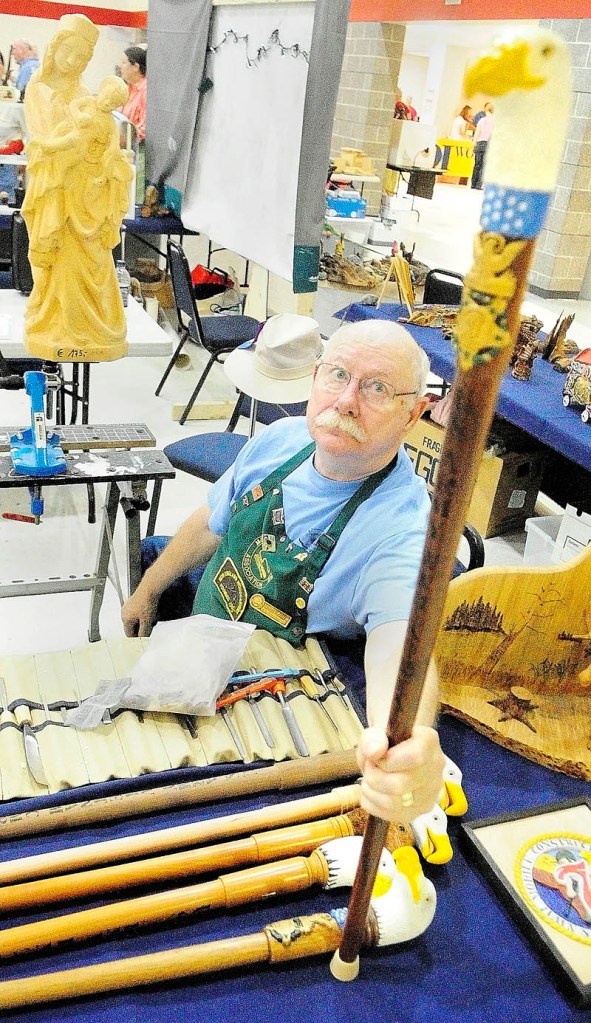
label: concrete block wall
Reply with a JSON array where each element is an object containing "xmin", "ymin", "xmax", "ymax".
[
  {"xmin": 330, "ymin": 22, "xmax": 405, "ymax": 215},
  {"xmin": 530, "ymin": 19, "xmax": 591, "ymax": 298}
]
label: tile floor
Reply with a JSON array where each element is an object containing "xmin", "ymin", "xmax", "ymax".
[{"xmin": 2, "ymin": 181, "xmax": 589, "ymax": 656}]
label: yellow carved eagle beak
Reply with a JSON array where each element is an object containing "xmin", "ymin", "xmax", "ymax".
[{"xmin": 465, "ymin": 39, "xmax": 546, "ymax": 98}]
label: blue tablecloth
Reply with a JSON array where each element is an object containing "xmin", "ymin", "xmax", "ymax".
[
  {"xmin": 337, "ymin": 302, "xmax": 591, "ymax": 474},
  {"xmin": 122, "ymin": 207, "xmax": 197, "ymax": 238},
  {"xmin": 0, "ymin": 669, "xmax": 589, "ymax": 1021}
]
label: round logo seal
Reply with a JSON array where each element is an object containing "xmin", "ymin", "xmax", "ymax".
[{"xmin": 515, "ymin": 832, "xmax": 591, "ymax": 945}]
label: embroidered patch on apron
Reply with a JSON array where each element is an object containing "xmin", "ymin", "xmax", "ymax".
[
  {"xmin": 242, "ymin": 536, "xmax": 274, "ymax": 589},
  {"xmin": 212, "ymin": 557, "xmax": 247, "ymax": 620}
]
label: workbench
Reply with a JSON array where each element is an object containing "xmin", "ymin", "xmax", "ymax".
[{"xmin": 0, "ymin": 427, "xmax": 175, "ymax": 641}]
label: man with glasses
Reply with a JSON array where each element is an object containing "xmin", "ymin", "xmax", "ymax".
[{"xmin": 123, "ymin": 319, "xmax": 443, "ymax": 822}]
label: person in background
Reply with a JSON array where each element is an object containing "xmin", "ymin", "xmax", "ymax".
[
  {"xmin": 0, "ymin": 83, "xmax": 26, "ymax": 203},
  {"xmin": 471, "ymin": 103, "xmax": 494, "ymax": 190},
  {"xmin": 473, "ymin": 100, "xmax": 493, "ymax": 128},
  {"xmin": 405, "ymin": 95, "xmax": 419, "ymax": 121},
  {"xmin": 119, "ymin": 45, "xmax": 147, "ymax": 201},
  {"xmin": 450, "ymin": 105, "xmax": 474, "ymax": 140},
  {"xmin": 122, "ymin": 318, "xmax": 445, "ymax": 825},
  {"xmin": 12, "ymin": 39, "xmax": 40, "ymax": 98}
]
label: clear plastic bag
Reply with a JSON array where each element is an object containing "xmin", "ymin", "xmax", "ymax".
[{"xmin": 66, "ymin": 616, "xmax": 255, "ymax": 729}]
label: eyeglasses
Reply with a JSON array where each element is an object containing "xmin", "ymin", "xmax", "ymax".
[{"xmin": 315, "ymin": 362, "xmax": 419, "ymax": 409}]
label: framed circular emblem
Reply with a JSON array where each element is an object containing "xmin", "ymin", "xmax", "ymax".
[{"xmin": 515, "ymin": 833, "xmax": 591, "ymax": 946}]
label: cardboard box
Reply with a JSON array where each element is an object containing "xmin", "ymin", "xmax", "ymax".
[
  {"xmin": 403, "ymin": 416, "xmax": 546, "ymax": 539},
  {"xmin": 554, "ymin": 504, "xmax": 591, "ymax": 562}
]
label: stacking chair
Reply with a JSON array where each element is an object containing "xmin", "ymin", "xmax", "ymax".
[
  {"xmin": 423, "ymin": 268, "xmax": 464, "ymax": 306},
  {"xmin": 155, "ymin": 240, "xmax": 260, "ymax": 426}
]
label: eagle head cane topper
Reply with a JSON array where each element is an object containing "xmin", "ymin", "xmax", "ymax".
[{"xmin": 331, "ymin": 27, "xmax": 572, "ymax": 982}]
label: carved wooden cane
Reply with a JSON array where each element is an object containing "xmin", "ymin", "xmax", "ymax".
[
  {"xmin": 0, "ymin": 784, "xmax": 361, "ymax": 886},
  {"xmin": 0, "ymin": 874, "xmax": 436, "ymax": 1009},
  {"xmin": 0, "ymin": 748, "xmax": 359, "ymax": 840},
  {"xmin": 0, "ymin": 835, "xmax": 417, "ymax": 959},
  {"xmin": 0, "ymin": 809, "xmax": 411, "ymax": 912},
  {"xmin": 332, "ymin": 28, "xmax": 572, "ymax": 979}
]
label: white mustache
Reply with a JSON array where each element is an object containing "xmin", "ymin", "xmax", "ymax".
[{"xmin": 314, "ymin": 409, "xmax": 367, "ymax": 442}]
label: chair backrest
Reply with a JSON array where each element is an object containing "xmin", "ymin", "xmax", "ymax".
[
  {"xmin": 234, "ymin": 393, "xmax": 307, "ymax": 426},
  {"xmin": 11, "ymin": 212, "xmax": 33, "ymax": 295},
  {"xmin": 423, "ymin": 268, "xmax": 464, "ymax": 306},
  {"xmin": 167, "ymin": 238, "xmax": 204, "ymax": 345}
]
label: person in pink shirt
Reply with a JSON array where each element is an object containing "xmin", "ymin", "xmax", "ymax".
[
  {"xmin": 119, "ymin": 46, "xmax": 146, "ymax": 199},
  {"xmin": 471, "ymin": 104, "xmax": 494, "ymax": 190}
]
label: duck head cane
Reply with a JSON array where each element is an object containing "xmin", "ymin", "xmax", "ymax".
[{"xmin": 331, "ymin": 27, "xmax": 572, "ymax": 980}]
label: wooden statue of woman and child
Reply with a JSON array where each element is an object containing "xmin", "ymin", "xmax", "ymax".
[{"xmin": 22, "ymin": 13, "xmax": 134, "ymax": 362}]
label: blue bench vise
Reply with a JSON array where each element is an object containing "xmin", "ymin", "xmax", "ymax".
[{"xmin": 10, "ymin": 371, "xmax": 67, "ymax": 519}]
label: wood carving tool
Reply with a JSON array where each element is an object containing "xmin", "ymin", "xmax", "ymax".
[
  {"xmin": 0, "ymin": 784, "xmax": 362, "ymax": 885},
  {"xmin": 296, "ymin": 671, "xmax": 340, "ymax": 733},
  {"xmin": 331, "ymin": 28, "xmax": 572, "ymax": 981},
  {"xmin": 218, "ymin": 679, "xmax": 277, "ymax": 749},
  {"xmin": 0, "ymin": 750, "xmax": 360, "ymax": 841},
  {"xmin": 269, "ymin": 677, "xmax": 309, "ymax": 757},
  {"xmin": 217, "ymin": 705, "xmax": 247, "ymax": 760},
  {"xmin": 230, "ymin": 668, "xmax": 303, "ymax": 685},
  {"xmin": 22, "ymin": 722, "xmax": 48, "ymax": 787}
]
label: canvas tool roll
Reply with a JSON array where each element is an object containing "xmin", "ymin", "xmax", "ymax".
[{"xmin": 0, "ymin": 630, "xmax": 363, "ymax": 800}]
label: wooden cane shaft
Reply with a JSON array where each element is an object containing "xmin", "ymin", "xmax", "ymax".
[
  {"xmin": 0, "ymin": 852, "xmax": 331, "ymax": 959},
  {"xmin": 0, "ymin": 932, "xmax": 271, "ymax": 1009},
  {"xmin": 0, "ymin": 914, "xmax": 348, "ymax": 1009},
  {"xmin": 0, "ymin": 814, "xmax": 356, "ymax": 912},
  {"xmin": 339, "ymin": 238, "xmax": 538, "ymax": 967},
  {"xmin": 0, "ymin": 748, "xmax": 359, "ymax": 840},
  {"xmin": 388, "ymin": 239, "xmax": 536, "ymax": 747},
  {"xmin": 0, "ymin": 783, "xmax": 361, "ymax": 886}
]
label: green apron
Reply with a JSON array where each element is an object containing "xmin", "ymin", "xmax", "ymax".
[{"xmin": 194, "ymin": 443, "xmax": 395, "ymax": 644}]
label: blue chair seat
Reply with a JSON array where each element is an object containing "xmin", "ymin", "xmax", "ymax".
[
  {"xmin": 164, "ymin": 432, "xmax": 248, "ymax": 484},
  {"xmin": 200, "ymin": 315, "xmax": 259, "ymax": 349}
]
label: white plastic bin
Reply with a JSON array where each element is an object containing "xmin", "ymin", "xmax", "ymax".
[{"xmin": 523, "ymin": 515, "xmax": 562, "ymax": 565}]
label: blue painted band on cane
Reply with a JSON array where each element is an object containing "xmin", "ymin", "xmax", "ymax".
[{"xmin": 480, "ymin": 185, "xmax": 551, "ymax": 238}]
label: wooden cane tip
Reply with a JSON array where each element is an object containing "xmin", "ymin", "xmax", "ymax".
[{"xmin": 330, "ymin": 949, "xmax": 360, "ymax": 982}]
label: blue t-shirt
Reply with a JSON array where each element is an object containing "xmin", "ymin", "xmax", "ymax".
[
  {"xmin": 16, "ymin": 56, "xmax": 40, "ymax": 94},
  {"xmin": 207, "ymin": 418, "xmax": 430, "ymax": 640}
]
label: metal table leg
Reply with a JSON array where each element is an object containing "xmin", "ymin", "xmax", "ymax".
[
  {"xmin": 145, "ymin": 478, "xmax": 162, "ymax": 538},
  {"xmin": 88, "ymin": 481, "xmax": 120, "ymax": 643}
]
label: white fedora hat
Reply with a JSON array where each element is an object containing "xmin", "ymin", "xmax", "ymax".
[{"xmin": 223, "ymin": 314, "xmax": 322, "ymax": 404}]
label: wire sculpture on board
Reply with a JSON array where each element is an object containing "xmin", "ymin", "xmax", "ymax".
[{"xmin": 208, "ymin": 28, "xmax": 310, "ymax": 68}]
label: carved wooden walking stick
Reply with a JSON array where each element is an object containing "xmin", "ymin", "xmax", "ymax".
[
  {"xmin": 331, "ymin": 28, "xmax": 572, "ymax": 979},
  {"xmin": 0, "ymin": 863, "xmax": 436, "ymax": 1009},
  {"xmin": 0, "ymin": 784, "xmax": 361, "ymax": 886},
  {"xmin": 0, "ymin": 810, "xmax": 411, "ymax": 912},
  {"xmin": 0, "ymin": 748, "xmax": 359, "ymax": 840},
  {"xmin": 0, "ymin": 835, "xmax": 417, "ymax": 959}
]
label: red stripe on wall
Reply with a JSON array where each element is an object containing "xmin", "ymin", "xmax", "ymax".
[
  {"xmin": 0, "ymin": 1, "xmax": 146, "ymax": 28},
  {"xmin": 350, "ymin": 0, "xmax": 589, "ymax": 19}
]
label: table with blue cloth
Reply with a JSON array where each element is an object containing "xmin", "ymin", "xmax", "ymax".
[
  {"xmin": 0, "ymin": 647, "xmax": 588, "ymax": 1022},
  {"xmin": 338, "ymin": 301, "xmax": 591, "ymax": 509}
]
